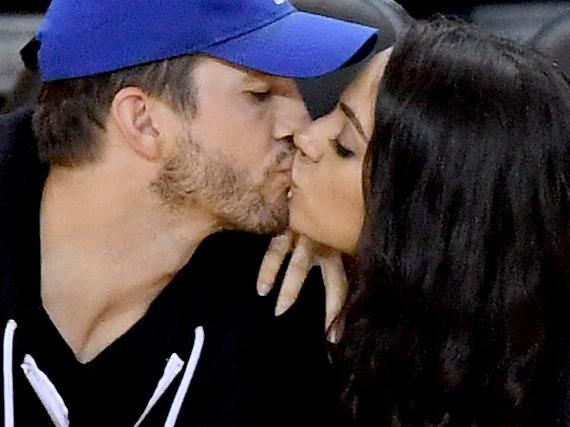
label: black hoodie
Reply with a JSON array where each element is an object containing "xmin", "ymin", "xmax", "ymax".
[{"xmin": 0, "ymin": 109, "xmax": 339, "ymax": 426}]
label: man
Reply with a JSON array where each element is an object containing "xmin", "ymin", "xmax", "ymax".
[{"xmin": 0, "ymin": 0, "xmax": 377, "ymax": 425}]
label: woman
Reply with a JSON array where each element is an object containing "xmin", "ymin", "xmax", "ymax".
[{"xmin": 290, "ymin": 19, "xmax": 570, "ymax": 426}]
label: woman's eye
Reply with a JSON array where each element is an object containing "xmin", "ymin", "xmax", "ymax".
[
  {"xmin": 248, "ymin": 90, "xmax": 272, "ymax": 102},
  {"xmin": 331, "ymin": 139, "xmax": 354, "ymax": 158}
]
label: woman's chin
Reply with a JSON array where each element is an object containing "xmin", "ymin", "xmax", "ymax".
[
  {"xmin": 288, "ymin": 205, "xmax": 305, "ymax": 236},
  {"xmin": 289, "ymin": 205, "xmax": 318, "ymax": 243},
  {"xmin": 289, "ymin": 197, "xmax": 356, "ymax": 255}
]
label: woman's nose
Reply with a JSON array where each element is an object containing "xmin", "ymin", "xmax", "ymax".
[{"xmin": 294, "ymin": 127, "xmax": 322, "ymax": 162}]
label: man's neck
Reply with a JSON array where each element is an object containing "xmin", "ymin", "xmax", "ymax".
[{"xmin": 39, "ymin": 165, "xmax": 218, "ymax": 363}]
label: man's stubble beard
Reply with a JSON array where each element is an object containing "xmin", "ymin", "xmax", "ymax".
[{"xmin": 151, "ymin": 133, "xmax": 290, "ymax": 235}]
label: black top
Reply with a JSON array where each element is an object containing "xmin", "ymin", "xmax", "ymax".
[{"xmin": 0, "ymin": 109, "xmax": 339, "ymax": 426}]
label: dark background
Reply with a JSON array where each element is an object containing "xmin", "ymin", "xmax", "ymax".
[
  {"xmin": 0, "ymin": 0, "xmax": 555, "ymax": 17},
  {"xmin": 0, "ymin": 0, "xmax": 464, "ymax": 16},
  {"xmin": 2, "ymin": 0, "xmax": 570, "ymax": 112}
]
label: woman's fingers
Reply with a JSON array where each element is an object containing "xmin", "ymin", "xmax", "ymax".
[
  {"xmin": 320, "ymin": 253, "xmax": 348, "ymax": 343},
  {"xmin": 256, "ymin": 231, "xmax": 293, "ymax": 296},
  {"xmin": 274, "ymin": 236, "xmax": 314, "ymax": 316},
  {"xmin": 258, "ymin": 233, "xmax": 349, "ymax": 344}
]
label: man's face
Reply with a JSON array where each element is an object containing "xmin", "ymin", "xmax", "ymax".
[{"xmin": 152, "ymin": 56, "xmax": 310, "ymax": 234}]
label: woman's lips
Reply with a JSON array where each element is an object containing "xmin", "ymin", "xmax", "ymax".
[
  {"xmin": 288, "ymin": 167, "xmax": 301, "ymax": 201},
  {"xmin": 292, "ymin": 153, "xmax": 305, "ymax": 186}
]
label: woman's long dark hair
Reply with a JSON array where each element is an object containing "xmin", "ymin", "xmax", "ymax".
[{"xmin": 341, "ymin": 19, "xmax": 570, "ymax": 426}]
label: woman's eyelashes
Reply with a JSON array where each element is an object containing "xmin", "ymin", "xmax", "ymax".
[{"xmin": 330, "ymin": 138, "xmax": 355, "ymax": 158}]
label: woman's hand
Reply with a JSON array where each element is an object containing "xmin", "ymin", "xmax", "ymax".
[{"xmin": 256, "ymin": 231, "xmax": 347, "ymax": 343}]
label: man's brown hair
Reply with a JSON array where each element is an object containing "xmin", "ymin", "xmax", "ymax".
[{"xmin": 34, "ymin": 55, "xmax": 198, "ymax": 167}]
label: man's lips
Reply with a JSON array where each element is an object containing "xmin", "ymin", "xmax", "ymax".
[
  {"xmin": 277, "ymin": 159, "xmax": 294, "ymax": 183},
  {"xmin": 280, "ymin": 168, "xmax": 292, "ymax": 181},
  {"xmin": 276, "ymin": 155, "xmax": 294, "ymax": 173}
]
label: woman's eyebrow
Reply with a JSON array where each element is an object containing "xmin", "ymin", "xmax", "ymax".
[{"xmin": 339, "ymin": 101, "xmax": 367, "ymax": 140}]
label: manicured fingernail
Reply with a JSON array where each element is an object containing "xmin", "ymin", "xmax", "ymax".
[
  {"xmin": 257, "ymin": 283, "xmax": 270, "ymax": 296},
  {"xmin": 274, "ymin": 299, "xmax": 291, "ymax": 317}
]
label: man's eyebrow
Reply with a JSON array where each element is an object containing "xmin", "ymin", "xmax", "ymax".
[
  {"xmin": 242, "ymin": 74, "xmax": 263, "ymax": 84},
  {"xmin": 339, "ymin": 101, "xmax": 367, "ymax": 140},
  {"xmin": 242, "ymin": 72, "xmax": 273, "ymax": 86}
]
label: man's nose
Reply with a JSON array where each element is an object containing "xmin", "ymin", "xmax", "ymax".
[{"xmin": 273, "ymin": 97, "xmax": 311, "ymax": 147}]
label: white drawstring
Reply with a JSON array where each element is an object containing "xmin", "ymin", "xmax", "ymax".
[
  {"xmin": 134, "ymin": 353, "xmax": 185, "ymax": 427},
  {"xmin": 3, "ymin": 320, "xmax": 17, "ymax": 427},
  {"xmin": 21, "ymin": 354, "xmax": 69, "ymax": 427},
  {"xmin": 164, "ymin": 326, "xmax": 205, "ymax": 427},
  {"xmin": 3, "ymin": 321, "xmax": 204, "ymax": 427}
]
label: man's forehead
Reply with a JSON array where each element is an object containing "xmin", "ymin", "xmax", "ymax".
[
  {"xmin": 239, "ymin": 65, "xmax": 301, "ymax": 96},
  {"xmin": 241, "ymin": 70, "xmax": 294, "ymax": 87},
  {"xmin": 195, "ymin": 55, "xmax": 300, "ymax": 94}
]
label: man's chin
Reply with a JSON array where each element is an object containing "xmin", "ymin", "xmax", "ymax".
[
  {"xmin": 252, "ymin": 205, "xmax": 289, "ymax": 236},
  {"xmin": 255, "ymin": 209, "xmax": 289, "ymax": 236},
  {"xmin": 222, "ymin": 203, "xmax": 288, "ymax": 236}
]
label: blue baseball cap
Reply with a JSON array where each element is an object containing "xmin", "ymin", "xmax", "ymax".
[{"xmin": 37, "ymin": 0, "xmax": 379, "ymax": 82}]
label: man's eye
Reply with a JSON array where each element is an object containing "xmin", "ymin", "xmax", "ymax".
[
  {"xmin": 331, "ymin": 139, "xmax": 354, "ymax": 158},
  {"xmin": 248, "ymin": 90, "xmax": 272, "ymax": 102}
]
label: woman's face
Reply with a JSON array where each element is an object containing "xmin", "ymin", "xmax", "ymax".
[{"xmin": 290, "ymin": 50, "xmax": 391, "ymax": 255}]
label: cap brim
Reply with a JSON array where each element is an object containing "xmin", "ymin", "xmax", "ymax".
[{"xmin": 202, "ymin": 11, "xmax": 378, "ymax": 78}]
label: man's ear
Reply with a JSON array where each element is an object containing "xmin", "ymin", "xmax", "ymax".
[{"xmin": 110, "ymin": 87, "xmax": 162, "ymax": 160}]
